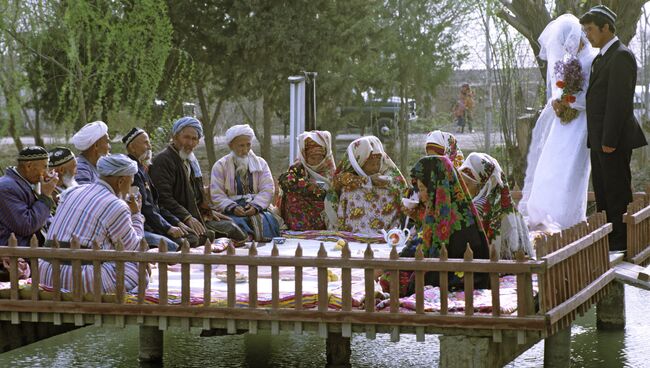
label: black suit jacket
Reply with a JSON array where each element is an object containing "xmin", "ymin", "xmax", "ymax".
[
  {"xmin": 128, "ymin": 154, "xmax": 180, "ymax": 235},
  {"xmin": 149, "ymin": 145, "xmax": 206, "ymax": 223},
  {"xmin": 586, "ymin": 40, "xmax": 647, "ymax": 151}
]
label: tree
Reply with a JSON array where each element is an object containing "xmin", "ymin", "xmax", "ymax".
[
  {"xmin": 1, "ymin": 0, "xmax": 173, "ymax": 134},
  {"xmin": 496, "ymin": 0, "xmax": 648, "ymax": 81}
]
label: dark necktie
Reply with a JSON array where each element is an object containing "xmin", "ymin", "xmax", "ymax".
[{"xmin": 591, "ymin": 54, "xmax": 602, "ymax": 72}]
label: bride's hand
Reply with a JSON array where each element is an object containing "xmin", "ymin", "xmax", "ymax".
[{"xmin": 552, "ymin": 99, "xmax": 567, "ymax": 117}]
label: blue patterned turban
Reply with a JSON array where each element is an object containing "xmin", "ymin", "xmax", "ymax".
[
  {"xmin": 172, "ymin": 117, "xmax": 203, "ymax": 139},
  {"xmin": 97, "ymin": 154, "xmax": 138, "ymax": 177}
]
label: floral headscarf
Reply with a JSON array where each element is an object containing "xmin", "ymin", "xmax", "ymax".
[
  {"xmin": 425, "ymin": 130, "xmax": 464, "ymax": 168},
  {"xmin": 297, "ymin": 130, "xmax": 336, "ymax": 188},
  {"xmin": 459, "ymin": 152, "xmax": 532, "ymax": 259},
  {"xmin": 410, "ymin": 155, "xmax": 483, "ymax": 256}
]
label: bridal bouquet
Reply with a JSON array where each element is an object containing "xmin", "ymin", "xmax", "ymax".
[{"xmin": 553, "ymin": 56, "xmax": 585, "ymax": 124}]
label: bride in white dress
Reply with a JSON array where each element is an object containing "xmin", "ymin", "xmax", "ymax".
[{"xmin": 518, "ymin": 14, "xmax": 597, "ymax": 231}]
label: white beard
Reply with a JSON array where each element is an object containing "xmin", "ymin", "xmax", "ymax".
[
  {"xmin": 233, "ymin": 152, "xmax": 250, "ymax": 177},
  {"xmin": 62, "ymin": 174, "xmax": 79, "ymax": 189},
  {"xmin": 178, "ymin": 149, "xmax": 194, "ymax": 161},
  {"xmin": 139, "ymin": 149, "xmax": 153, "ymax": 166}
]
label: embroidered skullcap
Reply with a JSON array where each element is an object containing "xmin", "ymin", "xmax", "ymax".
[
  {"xmin": 225, "ymin": 124, "xmax": 255, "ymax": 145},
  {"xmin": 71, "ymin": 121, "xmax": 108, "ymax": 151},
  {"xmin": 585, "ymin": 5, "xmax": 616, "ymax": 24},
  {"xmin": 17, "ymin": 146, "xmax": 49, "ymax": 162},
  {"xmin": 172, "ymin": 116, "xmax": 203, "ymax": 139},
  {"xmin": 48, "ymin": 147, "xmax": 75, "ymax": 167},
  {"xmin": 97, "ymin": 154, "xmax": 138, "ymax": 177},
  {"xmin": 122, "ymin": 127, "xmax": 146, "ymax": 147}
]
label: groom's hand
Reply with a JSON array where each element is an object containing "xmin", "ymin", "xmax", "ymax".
[{"xmin": 601, "ymin": 145, "xmax": 616, "ymax": 153}]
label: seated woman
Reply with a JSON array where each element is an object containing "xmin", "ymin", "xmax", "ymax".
[
  {"xmin": 425, "ymin": 130, "xmax": 464, "ymax": 168},
  {"xmin": 459, "ymin": 152, "xmax": 532, "ymax": 259},
  {"xmin": 278, "ymin": 131, "xmax": 336, "ymax": 230},
  {"xmin": 380, "ymin": 155, "xmax": 490, "ymax": 297},
  {"xmin": 402, "ymin": 130, "xmax": 466, "ymax": 223},
  {"xmin": 326, "ymin": 136, "xmax": 407, "ymax": 235}
]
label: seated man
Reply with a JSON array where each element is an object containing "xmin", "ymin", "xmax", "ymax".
[
  {"xmin": 123, "ymin": 127, "xmax": 197, "ymax": 251},
  {"xmin": 326, "ymin": 136, "xmax": 407, "ymax": 235},
  {"xmin": 71, "ymin": 121, "xmax": 111, "ymax": 184},
  {"xmin": 210, "ymin": 124, "xmax": 280, "ymax": 242},
  {"xmin": 48, "ymin": 147, "xmax": 78, "ymax": 213},
  {"xmin": 39, "ymin": 154, "xmax": 147, "ymax": 293},
  {"xmin": 459, "ymin": 152, "xmax": 532, "ymax": 259},
  {"xmin": 150, "ymin": 117, "xmax": 246, "ymax": 245},
  {"xmin": 278, "ymin": 131, "xmax": 336, "ymax": 230},
  {"xmin": 0, "ymin": 146, "xmax": 57, "ymax": 280}
]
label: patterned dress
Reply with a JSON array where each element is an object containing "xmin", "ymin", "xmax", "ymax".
[
  {"xmin": 279, "ymin": 163, "xmax": 328, "ymax": 230},
  {"xmin": 326, "ymin": 136, "xmax": 407, "ymax": 235}
]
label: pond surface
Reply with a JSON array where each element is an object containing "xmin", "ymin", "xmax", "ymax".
[{"xmin": 0, "ymin": 286, "xmax": 648, "ymax": 367}]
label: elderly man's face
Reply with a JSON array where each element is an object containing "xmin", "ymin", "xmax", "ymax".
[
  {"xmin": 173, "ymin": 127, "xmax": 200, "ymax": 154},
  {"xmin": 95, "ymin": 134, "xmax": 111, "ymax": 157},
  {"xmin": 128, "ymin": 133, "xmax": 152, "ymax": 161},
  {"xmin": 229, "ymin": 135, "xmax": 252, "ymax": 157},
  {"xmin": 53, "ymin": 159, "xmax": 77, "ymax": 186},
  {"xmin": 21, "ymin": 159, "xmax": 50, "ymax": 184}
]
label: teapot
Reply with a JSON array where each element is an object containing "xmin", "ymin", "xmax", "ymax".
[{"xmin": 380, "ymin": 227, "xmax": 411, "ymax": 247}]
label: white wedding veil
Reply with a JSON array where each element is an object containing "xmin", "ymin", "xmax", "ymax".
[{"xmin": 537, "ymin": 13, "xmax": 593, "ymax": 100}]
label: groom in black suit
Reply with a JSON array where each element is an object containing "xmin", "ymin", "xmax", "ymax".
[{"xmin": 580, "ymin": 5, "xmax": 648, "ymax": 251}]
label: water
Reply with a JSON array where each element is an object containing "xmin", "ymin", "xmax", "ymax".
[{"xmin": 1, "ymin": 285, "xmax": 648, "ymax": 368}]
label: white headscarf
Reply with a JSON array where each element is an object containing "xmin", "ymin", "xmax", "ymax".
[
  {"xmin": 425, "ymin": 130, "xmax": 464, "ymax": 168},
  {"xmin": 345, "ymin": 136, "xmax": 404, "ymax": 188},
  {"xmin": 225, "ymin": 124, "xmax": 255, "ymax": 145},
  {"xmin": 297, "ymin": 130, "xmax": 336, "ymax": 188},
  {"xmin": 71, "ymin": 121, "xmax": 108, "ymax": 151}
]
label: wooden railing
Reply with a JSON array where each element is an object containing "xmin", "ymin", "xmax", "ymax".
[
  {"xmin": 0, "ymin": 212, "xmax": 612, "ymax": 339},
  {"xmin": 535, "ymin": 212, "xmax": 613, "ymax": 335},
  {"xmin": 624, "ymin": 185, "xmax": 650, "ymax": 266}
]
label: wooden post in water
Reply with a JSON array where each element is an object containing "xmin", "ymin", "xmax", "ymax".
[
  {"xmin": 544, "ymin": 326, "xmax": 571, "ymax": 368},
  {"xmin": 326, "ymin": 332, "xmax": 351, "ymax": 368},
  {"xmin": 139, "ymin": 325, "xmax": 163, "ymax": 362},
  {"xmin": 596, "ymin": 280, "xmax": 626, "ymax": 330}
]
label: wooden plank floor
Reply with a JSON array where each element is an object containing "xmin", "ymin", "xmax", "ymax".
[{"xmin": 613, "ymin": 261, "xmax": 650, "ymax": 291}]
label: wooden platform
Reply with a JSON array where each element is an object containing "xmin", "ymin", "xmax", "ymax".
[{"xmin": 613, "ymin": 261, "xmax": 650, "ymax": 291}]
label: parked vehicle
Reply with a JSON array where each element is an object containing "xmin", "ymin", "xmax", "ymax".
[{"xmin": 340, "ymin": 94, "xmax": 417, "ymax": 141}]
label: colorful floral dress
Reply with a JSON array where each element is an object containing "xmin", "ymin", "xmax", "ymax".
[
  {"xmin": 459, "ymin": 152, "xmax": 532, "ymax": 259},
  {"xmin": 326, "ymin": 136, "xmax": 408, "ymax": 236},
  {"xmin": 278, "ymin": 162, "xmax": 328, "ymax": 230},
  {"xmin": 380, "ymin": 155, "xmax": 490, "ymax": 297}
]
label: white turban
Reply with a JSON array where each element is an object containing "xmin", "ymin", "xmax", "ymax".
[
  {"xmin": 97, "ymin": 154, "xmax": 138, "ymax": 177},
  {"xmin": 225, "ymin": 124, "xmax": 255, "ymax": 145},
  {"xmin": 71, "ymin": 121, "xmax": 108, "ymax": 151}
]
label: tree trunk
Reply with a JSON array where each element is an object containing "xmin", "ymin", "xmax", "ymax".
[
  {"xmin": 33, "ymin": 107, "xmax": 44, "ymax": 147},
  {"xmin": 261, "ymin": 95, "xmax": 273, "ymax": 167},
  {"xmin": 399, "ymin": 87, "xmax": 409, "ymax": 173},
  {"xmin": 7, "ymin": 112, "xmax": 24, "ymax": 152},
  {"xmin": 195, "ymin": 81, "xmax": 223, "ymax": 169}
]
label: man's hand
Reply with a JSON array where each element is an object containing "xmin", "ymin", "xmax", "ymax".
[
  {"xmin": 126, "ymin": 193, "xmax": 142, "ymax": 214},
  {"xmin": 602, "ymin": 145, "xmax": 616, "ymax": 153},
  {"xmin": 167, "ymin": 226, "xmax": 184, "ymax": 238},
  {"xmin": 185, "ymin": 217, "xmax": 206, "ymax": 236},
  {"xmin": 233, "ymin": 206, "xmax": 247, "ymax": 217},
  {"xmin": 40, "ymin": 172, "xmax": 59, "ymax": 198},
  {"xmin": 177, "ymin": 222, "xmax": 192, "ymax": 235},
  {"xmin": 2, "ymin": 257, "xmax": 31, "ymax": 279},
  {"xmin": 243, "ymin": 205, "xmax": 258, "ymax": 217},
  {"xmin": 211, "ymin": 210, "xmax": 231, "ymax": 221}
]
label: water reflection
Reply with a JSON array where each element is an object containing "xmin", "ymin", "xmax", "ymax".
[{"xmin": 0, "ymin": 286, "xmax": 648, "ymax": 367}]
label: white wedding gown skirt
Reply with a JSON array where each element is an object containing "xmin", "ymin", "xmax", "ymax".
[{"xmin": 518, "ymin": 101, "xmax": 590, "ymax": 231}]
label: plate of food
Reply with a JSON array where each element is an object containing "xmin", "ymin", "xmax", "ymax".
[{"xmin": 215, "ymin": 270, "xmax": 248, "ymax": 283}]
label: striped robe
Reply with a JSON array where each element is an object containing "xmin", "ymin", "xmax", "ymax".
[{"xmin": 39, "ymin": 180, "xmax": 146, "ymax": 294}]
